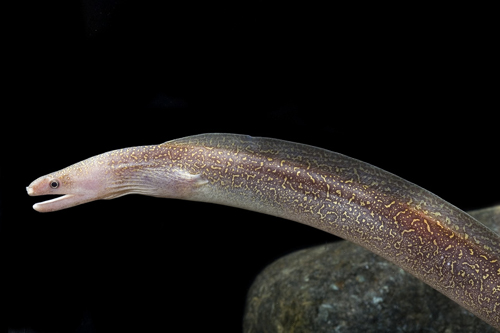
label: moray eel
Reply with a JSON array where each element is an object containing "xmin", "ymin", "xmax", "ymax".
[{"xmin": 26, "ymin": 133, "xmax": 500, "ymax": 329}]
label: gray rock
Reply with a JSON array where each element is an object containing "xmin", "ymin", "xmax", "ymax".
[{"xmin": 243, "ymin": 206, "xmax": 500, "ymax": 333}]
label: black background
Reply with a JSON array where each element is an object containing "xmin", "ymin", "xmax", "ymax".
[{"xmin": 2, "ymin": 1, "xmax": 498, "ymax": 332}]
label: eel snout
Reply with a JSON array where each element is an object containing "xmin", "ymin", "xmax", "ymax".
[{"xmin": 26, "ymin": 177, "xmax": 91, "ymax": 212}]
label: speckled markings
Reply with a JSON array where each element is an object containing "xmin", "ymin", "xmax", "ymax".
[
  {"xmin": 165, "ymin": 134, "xmax": 500, "ymax": 328},
  {"xmin": 27, "ymin": 133, "xmax": 500, "ymax": 329}
]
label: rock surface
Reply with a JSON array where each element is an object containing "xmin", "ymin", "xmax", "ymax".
[{"xmin": 243, "ymin": 206, "xmax": 500, "ymax": 332}]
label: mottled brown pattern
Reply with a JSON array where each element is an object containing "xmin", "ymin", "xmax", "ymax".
[
  {"xmin": 163, "ymin": 134, "xmax": 499, "ymax": 328},
  {"xmin": 28, "ymin": 133, "xmax": 500, "ymax": 328}
]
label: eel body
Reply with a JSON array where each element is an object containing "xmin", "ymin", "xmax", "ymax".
[{"xmin": 26, "ymin": 133, "xmax": 500, "ymax": 329}]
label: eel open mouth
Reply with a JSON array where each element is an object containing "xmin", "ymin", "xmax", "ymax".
[{"xmin": 26, "ymin": 186, "xmax": 90, "ymax": 212}]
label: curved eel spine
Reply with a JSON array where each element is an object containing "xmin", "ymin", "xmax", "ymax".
[{"xmin": 26, "ymin": 133, "xmax": 500, "ymax": 329}]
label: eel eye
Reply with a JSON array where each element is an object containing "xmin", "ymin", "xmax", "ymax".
[{"xmin": 50, "ymin": 180, "xmax": 60, "ymax": 189}]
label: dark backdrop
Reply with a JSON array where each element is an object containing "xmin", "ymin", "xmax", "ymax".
[{"xmin": 2, "ymin": 1, "xmax": 497, "ymax": 332}]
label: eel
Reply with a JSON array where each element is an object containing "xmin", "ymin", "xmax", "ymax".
[{"xmin": 26, "ymin": 133, "xmax": 500, "ymax": 329}]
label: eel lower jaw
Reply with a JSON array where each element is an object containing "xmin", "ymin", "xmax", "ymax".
[{"xmin": 31, "ymin": 194, "xmax": 95, "ymax": 213}]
